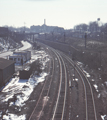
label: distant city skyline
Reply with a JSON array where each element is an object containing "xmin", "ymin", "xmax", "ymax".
[{"xmin": 0, "ymin": 0, "xmax": 107, "ymax": 29}]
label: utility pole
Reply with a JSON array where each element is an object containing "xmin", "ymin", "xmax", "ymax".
[
  {"xmin": 52, "ymin": 32, "xmax": 54, "ymax": 41},
  {"xmin": 24, "ymin": 22, "xmax": 26, "ymax": 40},
  {"xmin": 45, "ymin": 33, "xmax": 46, "ymax": 40},
  {"xmin": 64, "ymin": 32, "xmax": 66, "ymax": 42},
  {"xmin": 97, "ymin": 18, "xmax": 100, "ymax": 32},
  {"xmin": 24, "ymin": 22, "xmax": 25, "ymax": 32},
  {"xmin": 84, "ymin": 32, "xmax": 87, "ymax": 48},
  {"xmin": 99, "ymin": 51, "xmax": 102, "ymax": 67},
  {"xmin": 33, "ymin": 34, "xmax": 35, "ymax": 42}
]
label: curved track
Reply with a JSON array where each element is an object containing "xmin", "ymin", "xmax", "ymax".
[{"xmin": 28, "ymin": 42, "xmax": 98, "ymax": 120}]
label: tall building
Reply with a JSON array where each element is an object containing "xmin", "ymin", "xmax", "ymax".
[
  {"xmin": 30, "ymin": 19, "xmax": 64, "ymax": 33},
  {"xmin": 43, "ymin": 19, "xmax": 46, "ymax": 32}
]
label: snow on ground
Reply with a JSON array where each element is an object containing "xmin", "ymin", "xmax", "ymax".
[
  {"xmin": 93, "ymin": 84, "xmax": 99, "ymax": 92},
  {"xmin": 77, "ymin": 61, "xmax": 90, "ymax": 77},
  {"xmin": 77, "ymin": 61, "xmax": 83, "ymax": 68},
  {"xmin": 0, "ymin": 38, "xmax": 10, "ymax": 52},
  {"xmin": 105, "ymin": 82, "xmax": 107, "ymax": 86},
  {"xmin": 73, "ymin": 78, "xmax": 78, "ymax": 81},
  {"xmin": 2, "ymin": 72, "xmax": 48, "ymax": 106},
  {"xmin": 91, "ymin": 79, "xmax": 95, "ymax": 81},
  {"xmin": 18, "ymin": 41, "xmax": 32, "ymax": 51},
  {"xmin": 101, "ymin": 115, "xmax": 107, "ymax": 120},
  {"xmin": 83, "ymin": 70, "xmax": 90, "ymax": 77},
  {"xmin": 98, "ymin": 93, "xmax": 101, "ymax": 98},
  {"xmin": 1, "ymin": 48, "xmax": 50, "ymax": 120},
  {"xmin": 0, "ymin": 40, "xmax": 31, "ymax": 59},
  {"xmin": 3, "ymin": 114, "xmax": 26, "ymax": 120}
]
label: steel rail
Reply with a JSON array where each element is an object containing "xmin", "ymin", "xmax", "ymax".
[
  {"xmin": 28, "ymin": 56, "xmax": 52, "ymax": 120},
  {"xmin": 76, "ymin": 60, "xmax": 97, "ymax": 120},
  {"xmin": 39, "ymin": 42, "xmax": 97, "ymax": 120},
  {"xmin": 59, "ymin": 53, "xmax": 67, "ymax": 120},
  {"xmin": 39, "ymin": 43, "xmax": 68, "ymax": 120},
  {"xmin": 50, "ymin": 49, "xmax": 63, "ymax": 120},
  {"xmin": 37, "ymin": 49, "xmax": 55, "ymax": 120},
  {"xmin": 51, "ymin": 49, "xmax": 67, "ymax": 120},
  {"xmin": 60, "ymin": 51, "xmax": 97, "ymax": 120},
  {"xmin": 59, "ymin": 52, "xmax": 88, "ymax": 120}
]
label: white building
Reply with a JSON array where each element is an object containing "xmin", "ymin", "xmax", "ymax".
[
  {"xmin": 9, "ymin": 51, "xmax": 31, "ymax": 65},
  {"xmin": 13, "ymin": 51, "xmax": 31, "ymax": 62},
  {"xmin": 9, "ymin": 54, "xmax": 25, "ymax": 65}
]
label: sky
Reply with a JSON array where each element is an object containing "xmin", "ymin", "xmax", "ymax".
[{"xmin": 0, "ymin": 0, "xmax": 107, "ymax": 29}]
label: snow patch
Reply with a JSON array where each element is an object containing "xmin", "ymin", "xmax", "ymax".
[
  {"xmin": 18, "ymin": 41, "xmax": 32, "ymax": 51},
  {"xmin": 77, "ymin": 61, "xmax": 83, "ymax": 68},
  {"xmin": 83, "ymin": 70, "xmax": 90, "ymax": 77},
  {"xmin": 98, "ymin": 93, "xmax": 101, "ymax": 98},
  {"xmin": 91, "ymin": 79, "xmax": 95, "ymax": 81},
  {"xmin": 3, "ymin": 114, "xmax": 26, "ymax": 120},
  {"xmin": 105, "ymin": 82, "xmax": 107, "ymax": 86},
  {"xmin": 101, "ymin": 115, "xmax": 106, "ymax": 120},
  {"xmin": 93, "ymin": 84, "xmax": 99, "ymax": 92}
]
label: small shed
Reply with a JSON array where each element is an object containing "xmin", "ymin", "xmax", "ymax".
[{"xmin": 0, "ymin": 58, "xmax": 15, "ymax": 88}]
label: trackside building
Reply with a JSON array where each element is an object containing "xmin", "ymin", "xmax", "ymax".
[
  {"xmin": 9, "ymin": 51, "xmax": 31, "ymax": 65},
  {"xmin": 0, "ymin": 58, "xmax": 15, "ymax": 88}
]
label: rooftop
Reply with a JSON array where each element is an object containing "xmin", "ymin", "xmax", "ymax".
[{"xmin": 0, "ymin": 58, "xmax": 14, "ymax": 70}]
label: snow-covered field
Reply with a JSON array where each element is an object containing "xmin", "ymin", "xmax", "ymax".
[{"xmin": 0, "ymin": 48, "xmax": 50, "ymax": 120}]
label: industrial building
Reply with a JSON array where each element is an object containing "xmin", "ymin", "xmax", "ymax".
[
  {"xmin": 13, "ymin": 51, "xmax": 31, "ymax": 61},
  {"xmin": 0, "ymin": 58, "xmax": 15, "ymax": 88},
  {"xmin": 9, "ymin": 54, "xmax": 25, "ymax": 65},
  {"xmin": 0, "ymin": 27, "xmax": 8, "ymax": 37},
  {"xmin": 9, "ymin": 51, "xmax": 31, "ymax": 65}
]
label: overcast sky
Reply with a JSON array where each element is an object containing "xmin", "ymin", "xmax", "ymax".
[{"xmin": 0, "ymin": 0, "xmax": 107, "ymax": 29}]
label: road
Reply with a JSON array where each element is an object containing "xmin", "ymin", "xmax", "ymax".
[{"xmin": 0, "ymin": 41, "xmax": 32, "ymax": 58}]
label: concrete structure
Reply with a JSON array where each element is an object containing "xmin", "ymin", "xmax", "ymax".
[{"xmin": 0, "ymin": 58, "xmax": 15, "ymax": 88}]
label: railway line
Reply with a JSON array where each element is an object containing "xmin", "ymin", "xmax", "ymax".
[
  {"xmin": 6, "ymin": 41, "xmax": 99, "ymax": 120},
  {"xmin": 59, "ymin": 51, "xmax": 98, "ymax": 120},
  {"xmin": 0, "ymin": 41, "xmax": 100, "ymax": 120},
  {"xmin": 27, "ymin": 44, "xmax": 70, "ymax": 120}
]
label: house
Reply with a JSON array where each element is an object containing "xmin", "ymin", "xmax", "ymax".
[{"xmin": 0, "ymin": 58, "xmax": 15, "ymax": 88}]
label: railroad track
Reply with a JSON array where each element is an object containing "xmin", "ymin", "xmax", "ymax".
[
  {"xmin": 28, "ymin": 50, "xmax": 53, "ymax": 120},
  {"xmin": 28, "ymin": 45, "xmax": 69, "ymax": 120},
  {"xmin": 28, "ymin": 42, "xmax": 99, "ymax": 120},
  {"xmin": 59, "ymin": 51, "xmax": 98, "ymax": 120}
]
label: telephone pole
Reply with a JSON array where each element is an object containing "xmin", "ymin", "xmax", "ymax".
[
  {"xmin": 99, "ymin": 51, "xmax": 102, "ymax": 67},
  {"xmin": 84, "ymin": 32, "xmax": 87, "ymax": 48},
  {"xmin": 64, "ymin": 32, "xmax": 66, "ymax": 42}
]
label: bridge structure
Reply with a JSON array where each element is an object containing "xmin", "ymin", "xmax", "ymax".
[{"xmin": 25, "ymin": 32, "xmax": 40, "ymax": 42}]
